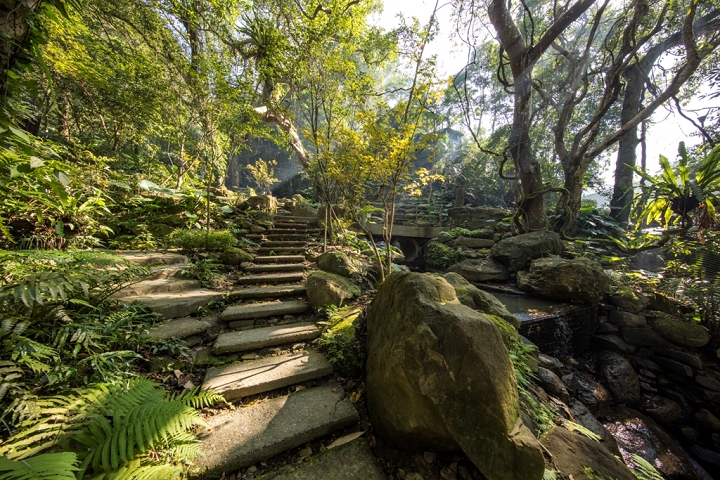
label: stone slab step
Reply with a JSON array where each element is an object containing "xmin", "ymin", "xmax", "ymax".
[
  {"xmin": 144, "ymin": 317, "xmax": 212, "ymax": 340},
  {"xmin": 189, "ymin": 382, "xmax": 358, "ymax": 479},
  {"xmin": 246, "ymin": 264, "xmax": 306, "ymax": 273},
  {"xmin": 147, "ymin": 264, "xmax": 187, "ymax": 280},
  {"xmin": 227, "ymin": 285, "xmax": 306, "ymax": 301},
  {"xmin": 202, "ymin": 351, "xmax": 332, "ymax": 401},
  {"xmin": 272, "ymin": 216, "xmax": 317, "ymax": 224},
  {"xmin": 247, "ymin": 234, "xmax": 309, "ymax": 241},
  {"xmin": 253, "ymin": 255, "xmax": 306, "ymax": 264},
  {"xmin": 257, "ymin": 439, "xmax": 387, "ymax": 480},
  {"xmin": 115, "ymin": 251, "xmax": 188, "ymax": 267},
  {"xmin": 257, "ymin": 247, "xmax": 306, "ymax": 254},
  {"xmin": 272, "ymin": 223, "xmax": 318, "ymax": 230},
  {"xmin": 260, "ymin": 241, "xmax": 307, "ymax": 248},
  {"xmin": 122, "ymin": 289, "xmax": 223, "ymax": 319},
  {"xmin": 213, "ymin": 323, "xmax": 320, "ymax": 354},
  {"xmin": 268, "ymin": 228, "xmax": 320, "ymax": 234},
  {"xmin": 236, "ymin": 272, "xmax": 305, "ymax": 286},
  {"xmin": 112, "ymin": 278, "xmax": 201, "ymax": 298},
  {"xmin": 221, "ymin": 300, "xmax": 309, "ymax": 322}
]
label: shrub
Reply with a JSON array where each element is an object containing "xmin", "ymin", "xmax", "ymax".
[
  {"xmin": 425, "ymin": 241, "xmax": 463, "ymax": 269},
  {"xmin": 168, "ymin": 229, "xmax": 236, "ymax": 251}
]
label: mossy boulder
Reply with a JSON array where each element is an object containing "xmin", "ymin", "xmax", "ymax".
[
  {"xmin": 647, "ymin": 312, "xmax": 710, "ymax": 348},
  {"xmin": 306, "ymin": 271, "xmax": 361, "ymax": 308},
  {"xmin": 317, "ymin": 251, "xmax": 363, "ymax": 278},
  {"xmin": 447, "ymin": 258, "xmax": 511, "ymax": 283},
  {"xmin": 292, "ymin": 202, "xmax": 318, "ymax": 218},
  {"xmin": 219, "ymin": 247, "xmax": 253, "ymax": 265},
  {"xmin": 424, "ymin": 241, "xmax": 464, "ymax": 269},
  {"xmin": 366, "ymin": 272, "xmax": 545, "ymax": 480},
  {"xmin": 517, "ymin": 256, "xmax": 610, "ymax": 304},
  {"xmin": 442, "ymin": 272, "xmax": 519, "ymax": 329},
  {"xmin": 490, "ymin": 231, "xmax": 564, "ymax": 272},
  {"xmin": 610, "ymin": 286, "xmax": 649, "ymax": 314},
  {"xmin": 245, "ymin": 195, "xmax": 277, "ymax": 213}
]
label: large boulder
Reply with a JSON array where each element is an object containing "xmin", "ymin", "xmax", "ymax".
[
  {"xmin": 292, "ymin": 202, "xmax": 318, "ymax": 218},
  {"xmin": 366, "ymin": 272, "xmax": 544, "ymax": 480},
  {"xmin": 317, "ymin": 251, "xmax": 363, "ymax": 278},
  {"xmin": 446, "ymin": 258, "xmax": 510, "ymax": 283},
  {"xmin": 442, "ymin": 273, "xmax": 519, "ymax": 329},
  {"xmin": 517, "ymin": 256, "xmax": 610, "ymax": 304},
  {"xmin": 446, "ymin": 207, "xmax": 511, "ymax": 229},
  {"xmin": 306, "ymin": 271, "xmax": 360, "ymax": 308},
  {"xmin": 245, "ymin": 195, "xmax": 277, "ymax": 213},
  {"xmin": 219, "ymin": 247, "xmax": 253, "ymax": 265},
  {"xmin": 490, "ymin": 231, "xmax": 564, "ymax": 272},
  {"xmin": 596, "ymin": 350, "xmax": 640, "ymax": 405},
  {"xmin": 646, "ymin": 311, "xmax": 710, "ymax": 348}
]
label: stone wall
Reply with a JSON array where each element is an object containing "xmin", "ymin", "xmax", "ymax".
[{"xmin": 519, "ymin": 304, "xmax": 598, "ymax": 359}]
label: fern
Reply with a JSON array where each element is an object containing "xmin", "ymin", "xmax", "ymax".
[
  {"xmin": 563, "ymin": 421, "xmax": 602, "ymax": 442},
  {"xmin": 0, "ymin": 453, "xmax": 79, "ymax": 480},
  {"xmin": 543, "ymin": 469, "xmax": 558, "ymax": 480},
  {"xmin": 630, "ymin": 454, "xmax": 664, "ymax": 480}
]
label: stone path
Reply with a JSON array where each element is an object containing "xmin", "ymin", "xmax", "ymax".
[{"xmin": 115, "ymin": 214, "xmax": 382, "ymax": 479}]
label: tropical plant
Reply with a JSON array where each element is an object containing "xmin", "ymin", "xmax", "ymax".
[
  {"xmin": 633, "ymin": 143, "xmax": 720, "ymax": 229},
  {"xmin": 246, "ymin": 159, "xmax": 279, "ymax": 195},
  {"xmin": 168, "ymin": 229, "xmax": 236, "ymax": 252}
]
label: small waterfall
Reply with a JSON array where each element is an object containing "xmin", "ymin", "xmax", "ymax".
[{"xmin": 552, "ymin": 316, "xmax": 573, "ymax": 359}]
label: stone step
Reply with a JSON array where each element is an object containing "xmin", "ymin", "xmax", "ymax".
[
  {"xmin": 189, "ymin": 382, "xmax": 358, "ymax": 479},
  {"xmin": 245, "ymin": 264, "xmax": 306, "ymax": 273},
  {"xmin": 268, "ymin": 228, "xmax": 320, "ymax": 235},
  {"xmin": 221, "ymin": 300, "xmax": 309, "ymax": 322},
  {"xmin": 257, "ymin": 247, "xmax": 306, "ymax": 254},
  {"xmin": 253, "ymin": 255, "xmax": 306, "ymax": 264},
  {"xmin": 227, "ymin": 285, "xmax": 307, "ymax": 301},
  {"xmin": 147, "ymin": 264, "xmax": 187, "ymax": 280},
  {"xmin": 112, "ymin": 278, "xmax": 201, "ymax": 298},
  {"xmin": 213, "ymin": 323, "xmax": 320, "ymax": 354},
  {"xmin": 247, "ymin": 234, "xmax": 310, "ymax": 241},
  {"xmin": 202, "ymin": 351, "xmax": 332, "ymax": 401},
  {"xmin": 144, "ymin": 317, "xmax": 213, "ymax": 340},
  {"xmin": 115, "ymin": 251, "xmax": 189, "ymax": 267},
  {"xmin": 272, "ymin": 223, "xmax": 318, "ymax": 230},
  {"xmin": 236, "ymin": 272, "xmax": 305, "ymax": 286},
  {"xmin": 121, "ymin": 289, "xmax": 223, "ymax": 319},
  {"xmin": 272, "ymin": 215, "xmax": 317, "ymax": 224},
  {"xmin": 257, "ymin": 438, "xmax": 387, "ymax": 480},
  {"xmin": 261, "ymin": 241, "xmax": 308, "ymax": 248}
]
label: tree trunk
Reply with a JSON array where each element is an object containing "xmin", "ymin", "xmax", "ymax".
[
  {"xmin": 511, "ymin": 69, "xmax": 547, "ymax": 230},
  {"xmin": 454, "ymin": 186, "xmax": 465, "ymax": 208},
  {"xmin": 609, "ymin": 65, "xmax": 643, "ymax": 223},
  {"xmin": 0, "ymin": 0, "xmax": 42, "ymax": 97}
]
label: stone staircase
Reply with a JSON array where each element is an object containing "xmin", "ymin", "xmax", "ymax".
[{"xmin": 114, "ymin": 214, "xmax": 385, "ymax": 480}]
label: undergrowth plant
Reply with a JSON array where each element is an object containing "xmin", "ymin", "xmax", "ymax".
[{"xmin": 168, "ymin": 229, "xmax": 236, "ymax": 251}]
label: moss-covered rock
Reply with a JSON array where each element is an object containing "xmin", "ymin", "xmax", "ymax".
[
  {"xmin": 424, "ymin": 241, "xmax": 463, "ymax": 269},
  {"xmin": 306, "ymin": 271, "xmax": 361, "ymax": 308},
  {"xmin": 447, "ymin": 258, "xmax": 511, "ymax": 283},
  {"xmin": 490, "ymin": 231, "xmax": 564, "ymax": 272},
  {"xmin": 320, "ymin": 307, "xmax": 364, "ymax": 377},
  {"xmin": 517, "ymin": 256, "xmax": 610, "ymax": 304},
  {"xmin": 442, "ymin": 272, "xmax": 519, "ymax": 329},
  {"xmin": 219, "ymin": 247, "xmax": 253, "ymax": 265},
  {"xmin": 647, "ymin": 312, "xmax": 710, "ymax": 348},
  {"xmin": 610, "ymin": 286, "xmax": 649, "ymax": 314},
  {"xmin": 317, "ymin": 251, "xmax": 363, "ymax": 278}
]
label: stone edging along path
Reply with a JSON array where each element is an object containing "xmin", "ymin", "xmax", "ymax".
[{"xmin": 115, "ymin": 213, "xmax": 386, "ymax": 480}]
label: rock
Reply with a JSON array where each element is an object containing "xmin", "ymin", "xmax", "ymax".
[
  {"xmin": 446, "ymin": 258, "xmax": 510, "ymax": 283},
  {"xmin": 516, "ymin": 256, "xmax": 610, "ymax": 304},
  {"xmin": 689, "ymin": 445, "xmax": 720, "ymax": 467},
  {"xmin": 639, "ymin": 395, "xmax": 686, "ymax": 425},
  {"xmin": 569, "ymin": 399, "xmax": 621, "ymax": 456},
  {"xmin": 647, "ymin": 293, "xmax": 687, "ymax": 317},
  {"xmin": 696, "ymin": 375, "xmax": 720, "ymax": 392},
  {"xmin": 538, "ymin": 354, "xmax": 564, "ymax": 377},
  {"xmin": 653, "ymin": 348, "xmax": 703, "ymax": 370},
  {"xmin": 424, "ymin": 241, "xmax": 464, "ymax": 269},
  {"xmin": 648, "ymin": 313, "xmax": 710, "ymax": 348},
  {"xmin": 306, "ymin": 271, "xmax": 361, "ymax": 308},
  {"xmin": 608, "ymin": 311, "xmax": 646, "ymax": 327},
  {"xmin": 694, "ymin": 408, "xmax": 720, "ymax": 431},
  {"xmin": 366, "ymin": 272, "xmax": 544, "ymax": 480},
  {"xmin": 597, "ymin": 322, "xmax": 619, "ymax": 334},
  {"xmin": 317, "ymin": 251, "xmax": 362, "ymax": 278},
  {"xmin": 597, "ymin": 351, "xmax": 641, "ymax": 405},
  {"xmin": 651, "ymin": 356, "xmax": 695, "ymax": 377},
  {"xmin": 490, "ymin": 231, "xmax": 564, "ymax": 272},
  {"xmin": 156, "ymin": 213, "xmax": 186, "ymax": 227},
  {"xmin": 250, "ymin": 225, "xmax": 266, "ymax": 233},
  {"xmin": 147, "ymin": 223, "xmax": 175, "ymax": 236},
  {"xmin": 537, "ymin": 367, "xmax": 569, "ymax": 402},
  {"xmin": 605, "ymin": 407, "xmax": 703, "ymax": 480},
  {"xmin": 610, "ymin": 288, "xmax": 649, "ymax": 314},
  {"xmin": 575, "ymin": 372, "xmax": 612, "ymax": 416},
  {"xmin": 423, "ymin": 451, "xmax": 436, "ymax": 464},
  {"xmin": 541, "ymin": 427, "xmax": 635, "ymax": 480},
  {"xmin": 245, "ymin": 195, "xmax": 278, "ymax": 213},
  {"xmin": 220, "ymin": 247, "xmax": 254, "ymax": 265},
  {"xmin": 446, "ymin": 207, "xmax": 511, "ymax": 229},
  {"xmin": 292, "ymin": 202, "xmax": 318, "ymax": 218},
  {"xmin": 453, "ymin": 237, "xmax": 495, "ymax": 249},
  {"xmin": 621, "ymin": 327, "xmax": 675, "ymax": 348},
  {"xmin": 442, "ymin": 273, "xmax": 519, "ymax": 329},
  {"xmin": 594, "ymin": 335, "xmax": 635, "ymax": 354}
]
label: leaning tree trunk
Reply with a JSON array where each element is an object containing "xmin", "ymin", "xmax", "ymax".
[
  {"xmin": 609, "ymin": 65, "xmax": 644, "ymax": 223},
  {"xmin": 0, "ymin": 0, "xmax": 42, "ymax": 97},
  {"xmin": 511, "ymin": 69, "xmax": 547, "ymax": 231}
]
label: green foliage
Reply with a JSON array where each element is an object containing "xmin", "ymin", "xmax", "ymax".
[
  {"xmin": 246, "ymin": 159, "xmax": 279, "ymax": 195},
  {"xmin": 425, "ymin": 242, "xmax": 463, "ymax": 269},
  {"xmin": 563, "ymin": 421, "xmax": 601, "ymax": 442},
  {"xmin": 319, "ymin": 307, "xmax": 364, "ymax": 377},
  {"xmin": 629, "ymin": 454, "xmax": 664, "ymax": 480},
  {"xmin": 0, "ymin": 452, "xmax": 79, "ymax": 480},
  {"xmin": 182, "ymin": 259, "xmax": 223, "ymax": 289},
  {"xmin": 0, "ymin": 379, "xmax": 223, "ymax": 478},
  {"xmin": 444, "ymin": 227, "xmax": 493, "ymax": 239},
  {"xmin": 168, "ymin": 229, "xmax": 236, "ymax": 251}
]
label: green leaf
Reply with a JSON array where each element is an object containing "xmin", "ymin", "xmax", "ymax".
[
  {"xmin": 54, "ymin": 170, "xmax": 70, "ymax": 187},
  {"xmin": 55, "ymin": 221, "xmax": 65, "ymax": 237},
  {"xmin": 9, "ymin": 164, "xmax": 32, "ymax": 178},
  {"xmin": 7, "ymin": 126, "xmax": 30, "ymax": 143}
]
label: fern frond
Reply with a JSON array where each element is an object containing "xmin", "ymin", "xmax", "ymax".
[
  {"xmin": 630, "ymin": 454, "xmax": 664, "ymax": 480},
  {"xmin": 98, "ymin": 463, "xmax": 183, "ymax": 480},
  {"xmin": 175, "ymin": 387, "xmax": 225, "ymax": 409},
  {"xmin": 543, "ymin": 469, "xmax": 558, "ymax": 480},
  {"xmin": 0, "ymin": 452, "xmax": 79, "ymax": 479},
  {"xmin": 563, "ymin": 421, "xmax": 601, "ymax": 442}
]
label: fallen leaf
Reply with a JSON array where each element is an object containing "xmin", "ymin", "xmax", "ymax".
[{"xmin": 327, "ymin": 430, "xmax": 365, "ymax": 449}]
